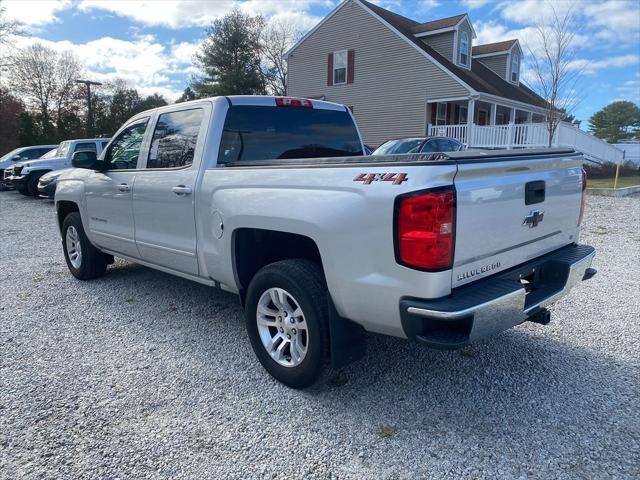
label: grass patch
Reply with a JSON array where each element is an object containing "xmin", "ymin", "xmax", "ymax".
[{"xmin": 588, "ymin": 177, "xmax": 640, "ymax": 189}]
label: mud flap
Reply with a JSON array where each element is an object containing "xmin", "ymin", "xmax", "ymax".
[{"xmin": 328, "ymin": 298, "xmax": 366, "ymax": 369}]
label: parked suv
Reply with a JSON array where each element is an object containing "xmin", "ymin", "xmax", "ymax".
[
  {"xmin": 5, "ymin": 138, "xmax": 110, "ymax": 196},
  {"xmin": 0, "ymin": 145, "xmax": 57, "ymax": 190}
]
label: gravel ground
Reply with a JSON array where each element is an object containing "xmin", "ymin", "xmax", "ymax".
[{"xmin": 1, "ymin": 191, "xmax": 639, "ymax": 480}]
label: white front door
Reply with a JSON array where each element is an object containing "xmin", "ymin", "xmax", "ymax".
[
  {"xmin": 132, "ymin": 107, "xmax": 207, "ymax": 275},
  {"xmin": 85, "ymin": 118, "xmax": 150, "ymax": 257}
]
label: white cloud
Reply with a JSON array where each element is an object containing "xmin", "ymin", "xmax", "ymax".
[
  {"xmin": 10, "ymin": 34, "xmax": 194, "ymax": 101},
  {"xmin": 584, "ymin": 1, "xmax": 640, "ymax": 45},
  {"xmin": 461, "ymin": 0, "xmax": 493, "ymax": 9},
  {"xmin": 617, "ymin": 79, "xmax": 640, "ymax": 102},
  {"xmin": 77, "ymin": 0, "xmax": 324, "ymax": 29},
  {"xmin": 2, "ymin": 0, "xmax": 71, "ymax": 26},
  {"xmin": 567, "ymin": 54, "xmax": 640, "ymax": 74}
]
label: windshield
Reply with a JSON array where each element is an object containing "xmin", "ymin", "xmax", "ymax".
[
  {"xmin": 0, "ymin": 148, "xmax": 23, "ymax": 162},
  {"xmin": 218, "ymin": 105, "xmax": 363, "ymax": 164},
  {"xmin": 39, "ymin": 148, "xmax": 59, "ymax": 159},
  {"xmin": 372, "ymin": 139, "xmax": 424, "ymax": 155},
  {"xmin": 56, "ymin": 141, "xmax": 72, "ymax": 157}
]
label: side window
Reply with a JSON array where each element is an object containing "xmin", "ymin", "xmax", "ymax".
[
  {"xmin": 74, "ymin": 142, "xmax": 97, "ymax": 153},
  {"xmin": 435, "ymin": 139, "xmax": 454, "ymax": 152},
  {"xmin": 22, "ymin": 149, "xmax": 43, "ymax": 160},
  {"xmin": 147, "ymin": 109, "xmax": 204, "ymax": 169},
  {"xmin": 105, "ymin": 119, "xmax": 149, "ymax": 170},
  {"xmin": 100, "ymin": 141, "xmax": 109, "ymax": 150},
  {"xmin": 421, "ymin": 140, "xmax": 437, "ymax": 153}
]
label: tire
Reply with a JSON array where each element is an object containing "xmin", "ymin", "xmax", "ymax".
[
  {"xmin": 245, "ymin": 259, "xmax": 329, "ymax": 388},
  {"xmin": 17, "ymin": 184, "xmax": 30, "ymax": 196},
  {"xmin": 27, "ymin": 172, "xmax": 46, "ymax": 197},
  {"xmin": 61, "ymin": 212, "xmax": 108, "ymax": 280}
]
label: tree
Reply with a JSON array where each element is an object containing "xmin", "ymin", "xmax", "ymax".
[
  {"xmin": 9, "ymin": 43, "xmax": 84, "ymax": 136},
  {"xmin": 588, "ymin": 101, "xmax": 640, "ymax": 143},
  {"xmin": 138, "ymin": 92, "xmax": 168, "ymax": 111},
  {"xmin": 0, "ymin": 87, "xmax": 23, "ymax": 154},
  {"xmin": 261, "ymin": 19, "xmax": 302, "ymax": 95},
  {"xmin": 176, "ymin": 86, "xmax": 196, "ymax": 103},
  {"xmin": 525, "ymin": 5, "xmax": 583, "ymax": 146},
  {"xmin": 192, "ymin": 10, "xmax": 265, "ymax": 97}
]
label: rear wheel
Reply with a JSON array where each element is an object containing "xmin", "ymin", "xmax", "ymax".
[
  {"xmin": 245, "ymin": 259, "xmax": 329, "ymax": 388},
  {"xmin": 62, "ymin": 212, "xmax": 108, "ymax": 280}
]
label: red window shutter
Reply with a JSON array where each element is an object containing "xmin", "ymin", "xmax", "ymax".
[
  {"xmin": 347, "ymin": 49, "xmax": 355, "ymax": 84},
  {"xmin": 327, "ymin": 52, "xmax": 334, "ymax": 86}
]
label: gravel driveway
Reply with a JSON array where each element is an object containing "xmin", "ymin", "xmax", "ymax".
[{"xmin": 1, "ymin": 191, "xmax": 639, "ymax": 480}]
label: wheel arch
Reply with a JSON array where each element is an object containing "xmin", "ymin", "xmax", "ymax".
[{"xmin": 231, "ymin": 228, "xmax": 324, "ymax": 305}]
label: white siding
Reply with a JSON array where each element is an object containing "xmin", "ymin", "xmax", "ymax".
[
  {"xmin": 476, "ymin": 54, "xmax": 509, "ymax": 80},
  {"xmin": 287, "ymin": 1, "xmax": 470, "ymax": 146},
  {"xmin": 423, "ymin": 32, "xmax": 454, "ymax": 61}
]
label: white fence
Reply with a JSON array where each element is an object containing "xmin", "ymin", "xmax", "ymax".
[{"xmin": 428, "ymin": 121, "xmax": 624, "ymax": 163}]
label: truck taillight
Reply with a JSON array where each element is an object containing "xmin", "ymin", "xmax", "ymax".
[
  {"xmin": 395, "ymin": 186, "xmax": 456, "ymax": 271},
  {"xmin": 275, "ymin": 97, "xmax": 313, "ymax": 108},
  {"xmin": 578, "ymin": 168, "xmax": 587, "ymax": 225}
]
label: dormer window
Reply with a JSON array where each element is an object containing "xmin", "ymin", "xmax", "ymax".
[
  {"xmin": 511, "ymin": 53, "xmax": 519, "ymax": 82},
  {"xmin": 460, "ymin": 31, "xmax": 469, "ymax": 67}
]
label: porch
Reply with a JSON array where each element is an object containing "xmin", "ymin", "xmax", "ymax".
[
  {"xmin": 426, "ymin": 97, "xmax": 624, "ymax": 163},
  {"xmin": 427, "ymin": 97, "xmax": 547, "ymax": 147}
]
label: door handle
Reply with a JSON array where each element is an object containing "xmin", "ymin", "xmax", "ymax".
[
  {"xmin": 117, "ymin": 183, "xmax": 130, "ymax": 192},
  {"xmin": 172, "ymin": 185, "xmax": 192, "ymax": 196}
]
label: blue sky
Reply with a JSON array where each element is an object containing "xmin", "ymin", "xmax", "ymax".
[{"xmin": 3, "ymin": 0, "xmax": 639, "ymax": 125}]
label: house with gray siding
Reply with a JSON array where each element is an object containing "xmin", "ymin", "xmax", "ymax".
[{"xmin": 285, "ymin": 0, "xmax": 549, "ymax": 147}]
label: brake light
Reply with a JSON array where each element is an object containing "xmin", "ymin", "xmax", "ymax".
[
  {"xmin": 275, "ymin": 97, "xmax": 313, "ymax": 108},
  {"xmin": 395, "ymin": 186, "xmax": 456, "ymax": 270},
  {"xmin": 578, "ymin": 167, "xmax": 587, "ymax": 225}
]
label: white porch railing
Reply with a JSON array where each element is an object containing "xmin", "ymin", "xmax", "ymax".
[
  {"xmin": 554, "ymin": 122, "xmax": 625, "ymax": 163},
  {"xmin": 428, "ymin": 121, "xmax": 624, "ymax": 163}
]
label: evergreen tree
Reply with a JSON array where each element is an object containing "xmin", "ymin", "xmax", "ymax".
[
  {"xmin": 192, "ymin": 10, "xmax": 265, "ymax": 97},
  {"xmin": 588, "ymin": 101, "xmax": 640, "ymax": 143}
]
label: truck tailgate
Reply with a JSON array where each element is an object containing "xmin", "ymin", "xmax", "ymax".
[{"xmin": 452, "ymin": 151, "xmax": 584, "ymax": 287}]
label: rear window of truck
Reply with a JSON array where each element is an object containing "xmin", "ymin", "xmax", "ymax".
[{"xmin": 217, "ymin": 105, "xmax": 363, "ymax": 164}]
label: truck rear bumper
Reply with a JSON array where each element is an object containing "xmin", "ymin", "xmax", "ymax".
[{"xmin": 399, "ymin": 244, "xmax": 595, "ymax": 349}]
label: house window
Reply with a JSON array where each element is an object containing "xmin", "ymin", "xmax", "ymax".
[
  {"xmin": 459, "ymin": 105, "xmax": 468, "ymax": 124},
  {"xmin": 511, "ymin": 53, "xmax": 519, "ymax": 82},
  {"xmin": 436, "ymin": 103, "xmax": 447, "ymax": 125},
  {"xmin": 460, "ymin": 31, "xmax": 469, "ymax": 67},
  {"xmin": 333, "ymin": 50, "xmax": 347, "ymax": 85}
]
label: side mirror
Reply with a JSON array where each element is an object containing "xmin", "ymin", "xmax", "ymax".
[{"xmin": 72, "ymin": 150, "xmax": 100, "ymax": 169}]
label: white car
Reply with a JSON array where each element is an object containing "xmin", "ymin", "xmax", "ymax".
[
  {"xmin": 54, "ymin": 96, "xmax": 595, "ymax": 387},
  {"xmin": 5, "ymin": 138, "xmax": 110, "ymax": 196}
]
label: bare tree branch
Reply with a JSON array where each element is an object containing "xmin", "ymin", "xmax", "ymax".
[
  {"xmin": 260, "ymin": 19, "xmax": 302, "ymax": 96},
  {"xmin": 524, "ymin": 3, "xmax": 585, "ymax": 146}
]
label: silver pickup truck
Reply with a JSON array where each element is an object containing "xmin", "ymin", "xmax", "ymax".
[{"xmin": 55, "ymin": 96, "xmax": 596, "ymax": 387}]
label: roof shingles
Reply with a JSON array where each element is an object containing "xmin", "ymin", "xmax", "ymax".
[{"xmin": 358, "ymin": 0, "xmax": 547, "ymax": 109}]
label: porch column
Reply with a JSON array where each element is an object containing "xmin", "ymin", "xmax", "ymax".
[
  {"xmin": 490, "ymin": 103, "xmax": 497, "ymax": 125},
  {"xmin": 507, "ymin": 108, "xmax": 516, "ymax": 150},
  {"xmin": 466, "ymin": 98, "xmax": 475, "ymax": 146}
]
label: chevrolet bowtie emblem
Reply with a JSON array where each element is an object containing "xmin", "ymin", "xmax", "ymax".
[{"xmin": 522, "ymin": 209, "xmax": 544, "ymax": 228}]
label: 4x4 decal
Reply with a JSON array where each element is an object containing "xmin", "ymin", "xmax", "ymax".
[{"xmin": 354, "ymin": 173, "xmax": 408, "ymax": 185}]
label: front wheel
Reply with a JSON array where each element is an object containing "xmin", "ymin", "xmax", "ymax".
[
  {"xmin": 27, "ymin": 172, "xmax": 45, "ymax": 196},
  {"xmin": 62, "ymin": 212, "xmax": 108, "ymax": 280},
  {"xmin": 245, "ymin": 259, "xmax": 329, "ymax": 388}
]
